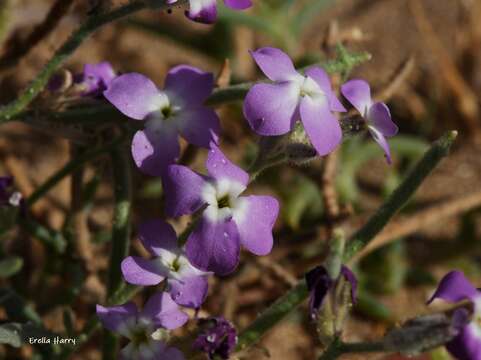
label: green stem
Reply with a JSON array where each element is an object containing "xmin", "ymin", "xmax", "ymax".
[
  {"xmin": 343, "ymin": 130, "xmax": 458, "ymax": 261},
  {"xmin": 107, "ymin": 147, "xmax": 132, "ymax": 297},
  {"xmin": 19, "ymin": 218, "xmax": 67, "ymax": 253},
  {"xmin": 103, "ymin": 146, "xmax": 132, "ymax": 360},
  {"xmin": 10, "ymin": 48, "xmax": 370, "ymax": 126},
  {"xmin": 26, "ymin": 135, "xmax": 126, "ymax": 207},
  {"xmin": 318, "ymin": 339, "xmax": 386, "ymax": 360},
  {"xmin": 236, "ymin": 281, "xmax": 309, "ymax": 351},
  {"xmin": 0, "ymin": 0, "xmax": 186, "ymax": 123},
  {"xmin": 235, "ymin": 131, "xmax": 457, "ymax": 353}
]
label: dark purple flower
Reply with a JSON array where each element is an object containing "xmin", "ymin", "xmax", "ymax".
[
  {"xmin": 96, "ymin": 292, "xmax": 187, "ymax": 360},
  {"xmin": 104, "ymin": 65, "xmax": 220, "ymax": 176},
  {"xmin": 164, "ymin": 143, "xmax": 279, "ymax": 275},
  {"xmin": 243, "ymin": 47, "xmax": 346, "ymax": 156},
  {"xmin": 168, "ymin": 0, "xmax": 252, "ymax": 24},
  {"xmin": 341, "ymin": 79, "xmax": 398, "ymax": 164},
  {"xmin": 121, "ymin": 219, "xmax": 209, "ymax": 309},
  {"xmin": 193, "ymin": 317, "xmax": 237, "ymax": 360},
  {"xmin": 0, "ymin": 176, "xmax": 22, "ymax": 208},
  {"xmin": 428, "ymin": 270, "xmax": 481, "ymax": 360},
  {"xmin": 305, "ymin": 265, "xmax": 357, "ymax": 320},
  {"xmin": 74, "ymin": 62, "xmax": 116, "ymax": 96}
]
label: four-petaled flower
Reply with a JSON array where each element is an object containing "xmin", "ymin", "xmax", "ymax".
[
  {"xmin": 193, "ymin": 317, "xmax": 237, "ymax": 360},
  {"xmin": 164, "ymin": 143, "xmax": 279, "ymax": 275},
  {"xmin": 74, "ymin": 62, "xmax": 117, "ymax": 97},
  {"xmin": 305, "ymin": 265, "xmax": 357, "ymax": 320},
  {"xmin": 168, "ymin": 0, "xmax": 252, "ymax": 24},
  {"xmin": 243, "ymin": 47, "xmax": 347, "ymax": 157},
  {"xmin": 428, "ymin": 270, "xmax": 481, "ymax": 360},
  {"xmin": 121, "ymin": 219, "xmax": 209, "ymax": 309},
  {"xmin": 96, "ymin": 292, "xmax": 187, "ymax": 360},
  {"xmin": 104, "ymin": 65, "xmax": 220, "ymax": 176},
  {"xmin": 341, "ymin": 79, "xmax": 398, "ymax": 164}
]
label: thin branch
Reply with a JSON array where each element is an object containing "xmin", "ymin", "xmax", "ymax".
[
  {"xmin": 235, "ymin": 131, "xmax": 457, "ymax": 353},
  {"xmin": 0, "ymin": 0, "xmax": 76, "ymax": 70},
  {"xmin": 0, "ymin": 0, "xmax": 187, "ymax": 123}
]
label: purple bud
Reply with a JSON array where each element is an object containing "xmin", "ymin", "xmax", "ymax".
[
  {"xmin": 193, "ymin": 317, "xmax": 238, "ymax": 360},
  {"xmin": 305, "ymin": 265, "xmax": 357, "ymax": 320}
]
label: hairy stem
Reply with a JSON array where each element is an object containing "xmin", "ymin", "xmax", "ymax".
[
  {"xmin": 0, "ymin": 0, "xmax": 186, "ymax": 123},
  {"xmin": 26, "ymin": 135, "xmax": 126, "ymax": 207},
  {"xmin": 235, "ymin": 131, "xmax": 457, "ymax": 353},
  {"xmin": 343, "ymin": 130, "xmax": 458, "ymax": 261},
  {"xmin": 103, "ymin": 146, "xmax": 132, "ymax": 360}
]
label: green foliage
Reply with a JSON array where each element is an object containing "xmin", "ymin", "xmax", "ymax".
[
  {"xmin": 0, "ymin": 322, "xmax": 54, "ymax": 347},
  {"xmin": 278, "ymin": 174, "xmax": 323, "ymax": 230},
  {"xmin": 0, "ymin": 256, "xmax": 23, "ymax": 278}
]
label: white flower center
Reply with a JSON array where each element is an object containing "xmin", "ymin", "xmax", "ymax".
[
  {"xmin": 296, "ymin": 75, "xmax": 326, "ymax": 100},
  {"xmin": 202, "ymin": 178, "xmax": 247, "ymax": 222}
]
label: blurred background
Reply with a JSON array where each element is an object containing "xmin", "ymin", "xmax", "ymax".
[{"xmin": 0, "ymin": 0, "xmax": 480, "ymax": 359}]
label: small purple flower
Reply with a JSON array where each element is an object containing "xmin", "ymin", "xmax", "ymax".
[
  {"xmin": 193, "ymin": 317, "xmax": 237, "ymax": 360},
  {"xmin": 74, "ymin": 62, "xmax": 116, "ymax": 96},
  {"xmin": 0, "ymin": 176, "xmax": 22, "ymax": 208},
  {"xmin": 243, "ymin": 47, "xmax": 346, "ymax": 157},
  {"xmin": 104, "ymin": 65, "xmax": 220, "ymax": 176},
  {"xmin": 305, "ymin": 265, "xmax": 357, "ymax": 319},
  {"xmin": 121, "ymin": 219, "xmax": 209, "ymax": 309},
  {"xmin": 164, "ymin": 143, "xmax": 279, "ymax": 275},
  {"xmin": 168, "ymin": 0, "xmax": 252, "ymax": 24},
  {"xmin": 428, "ymin": 270, "xmax": 481, "ymax": 360},
  {"xmin": 96, "ymin": 292, "xmax": 187, "ymax": 360},
  {"xmin": 341, "ymin": 79, "xmax": 398, "ymax": 164}
]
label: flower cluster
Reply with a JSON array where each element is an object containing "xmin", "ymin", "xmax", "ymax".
[
  {"xmin": 94, "ymin": 44, "xmax": 398, "ymax": 359},
  {"xmin": 243, "ymin": 47, "xmax": 398, "ymax": 163}
]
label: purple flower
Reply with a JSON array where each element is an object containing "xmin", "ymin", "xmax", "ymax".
[
  {"xmin": 428, "ymin": 270, "xmax": 481, "ymax": 360},
  {"xmin": 74, "ymin": 62, "xmax": 116, "ymax": 96},
  {"xmin": 96, "ymin": 292, "xmax": 187, "ymax": 360},
  {"xmin": 104, "ymin": 65, "xmax": 220, "ymax": 176},
  {"xmin": 168, "ymin": 0, "xmax": 252, "ymax": 24},
  {"xmin": 121, "ymin": 219, "xmax": 209, "ymax": 309},
  {"xmin": 164, "ymin": 143, "xmax": 279, "ymax": 275},
  {"xmin": 193, "ymin": 317, "xmax": 237, "ymax": 360},
  {"xmin": 0, "ymin": 176, "xmax": 22, "ymax": 208},
  {"xmin": 305, "ymin": 265, "xmax": 357, "ymax": 319},
  {"xmin": 341, "ymin": 79, "xmax": 398, "ymax": 164},
  {"xmin": 243, "ymin": 47, "xmax": 346, "ymax": 156}
]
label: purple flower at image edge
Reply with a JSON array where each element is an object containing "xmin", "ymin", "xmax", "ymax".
[
  {"xmin": 168, "ymin": 0, "xmax": 252, "ymax": 24},
  {"xmin": 74, "ymin": 62, "xmax": 117, "ymax": 96},
  {"xmin": 164, "ymin": 142, "xmax": 279, "ymax": 275},
  {"xmin": 341, "ymin": 79, "xmax": 398, "ymax": 164},
  {"xmin": 243, "ymin": 47, "xmax": 347, "ymax": 157},
  {"xmin": 104, "ymin": 65, "xmax": 220, "ymax": 176},
  {"xmin": 121, "ymin": 219, "xmax": 209, "ymax": 309},
  {"xmin": 96, "ymin": 292, "xmax": 187, "ymax": 360},
  {"xmin": 305, "ymin": 265, "xmax": 357, "ymax": 319},
  {"xmin": 193, "ymin": 317, "xmax": 237, "ymax": 360},
  {"xmin": 0, "ymin": 176, "xmax": 23, "ymax": 208},
  {"xmin": 428, "ymin": 270, "xmax": 481, "ymax": 360}
]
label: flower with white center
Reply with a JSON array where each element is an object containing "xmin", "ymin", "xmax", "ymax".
[
  {"xmin": 243, "ymin": 47, "xmax": 347, "ymax": 157},
  {"xmin": 104, "ymin": 65, "xmax": 220, "ymax": 176},
  {"xmin": 96, "ymin": 292, "xmax": 187, "ymax": 360},
  {"xmin": 121, "ymin": 219, "xmax": 209, "ymax": 308},
  {"xmin": 163, "ymin": 143, "xmax": 279, "ymax": 275}
]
